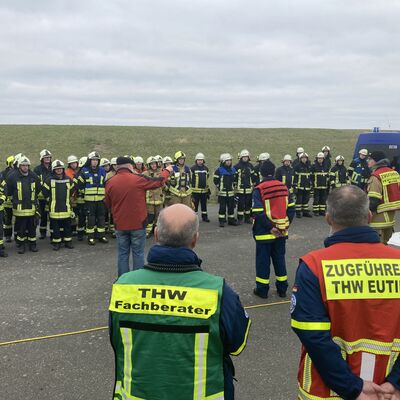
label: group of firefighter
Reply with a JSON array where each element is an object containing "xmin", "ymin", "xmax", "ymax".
[{"xmin": 0, "ymin": 145, "xmax": 373, "ymax": 257}]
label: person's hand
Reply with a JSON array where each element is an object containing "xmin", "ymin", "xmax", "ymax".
[
  {"xmin": 165, "ymin": 165, "xmax": 173, "ymax": 173},
  {"xmin": 271, "ymin": 227, "xmax": 284, "ymax": 237},
  {"xmin": 380, "ymin": 382, "xmax": 400, "ymax": 399},
  {"xmin": 356, "ymin": 381, "xmax": 385, "ymax": 399}
]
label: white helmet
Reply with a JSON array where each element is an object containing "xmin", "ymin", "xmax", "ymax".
[
  {"xmin": 67, "ymin": 155, "xmax": 78, "ymax": 165},
  {"xmin": 51, "ymin": 159, "xmax": 65, "ymax": 171},
  {"xmin": 257, "ymin": 153, "xmax": 270, "ymax": 162},
  {"xmin": 195, "ymin": 152, "xmax": 205, "ymax": 161},
  {"xmin": 220, "ymin": 153, "xmax": 233, "ymax": 163},
  {"xmin": 146, "ymin": 156, "xmax": 158, "ymax": 165},
  {"xmin": 40, "ymin": 149, "xmax": 52, "ymax": 160},
  {"xmin": 155, "ymin": 155, "xmax": 163, "ymax": 163},
  {"xmin": 88, "ymin": 151, "xmax": 100, "ymax": 160},
  {"xmin": 14, "ymin": 153, "xmax": 24, "ymax": 165},
  {"xmin": 296, "ymin": 147, "xmax": 305, "ymax": 154},
  {"xmin": 336, "ymin": 155, "xmax": 345, "ymax": 162},
  {"xmin": 110, "ymin": 157, "xmax": 117, "ymax": 165},
  {"xmin": 239, "ymin": 149, "xmax": 250, "ymax": 159},
  {"xmin": 300, "ymin": 152, "xmax": 309, "ymax": 159},
  {"xmin": 18, "ymin": 156, "xmax": 31, "ymax": 167},
  {"xmin": 163, "ymin": 156, "xmax": 173, "ymax": 164},
  {"xmin": 282, "ymin": 154, "xmax": 292, "ymax": 162},
  {"xmin": 322, "ymin": 145, "xmax": 331, "ymax": 152},
  {"xmin": 78, "ymin": 156, "xmax": 88, "ymax": 168},
  {"xmin": 134, "ymin": 156, "xmax": 144, "ymax": 164},
  {"xmin": 100, "ymin": 158, "xmax": 110, "ymax": 167},
  {"xmin": 359, "ymin": 149, "xmax": 368, "ymax": 156},
  {"xmin": 316, "ymin": 152, "xmax": 325, "ymax": 159}
]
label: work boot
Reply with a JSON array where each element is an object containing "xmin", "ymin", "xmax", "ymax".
[
  {"xmin": 296, "ymin": 212, "xmax": 302, "ymax": 218},
  {"xmin": 303, "ymin": 211, "xmax": 313, "ymax": 218},
  {"xmin": 77, "ymin": 232, "xmax": 84, "ymax": 242},
  {"xmin": 277, "ymin": 291, "xmax": 287, "ymax": 298},
  {"xmin": 65, "ymin": 242, "xmax": 74, "ymax": 249},
  {"xmin": 244, "ymin": 216, "xmax": 252, "ymax": 224},
  {"xmin": 29, "ymin": 243, "xmax": 38, "ymax": 252},
  {"xmin": 5, "ymin": 236, "xmax": 12, "ymax": 243},
  {"xmin": 98, "ymin": 236, "xmax": 108, "ymax": 244},
  {"xmin": 52, "ymin": 243, "xmax": 61, "ymax": 251},
  {"xmin": 111, "ymin": 231, "xmax": 116, "ymax": 239},
  {"xmin": 88, "ymin": 238, "xmax": 96, "ymax": 246},
  {"xmin": 313, "ymin": 212, "xmax": 319, "ymax": 216},
  {"xmin": 253, "ymin": 288, "xmax": 268, "ymax": 299},
  {"xmin": 202, "ymin": 216, "xmax": 210, "ymax": 223},
  {"xmin": 39, "ymin": 232, "xmax": 46, "ymax": 240},
  {"xmin": 0, "ymin": 247, "xmax": 8, "ymax": 258},
  {"xmin": 17, "ymin": 243, "xmax": 25, "ymax": 254},
  {"xmin": 319, "ymin": 211, "xmax": 326, "ymax": 216},
  {"xmin": 219, "ymin": 222, "xmax": 225, "ymax": 228},
  {"xmin": 228, "ymin": 219, "xmax": 238, "ymax": 226}
]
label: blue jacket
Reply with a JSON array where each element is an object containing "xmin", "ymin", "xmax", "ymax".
[{"xmin": 291, "ymin": 226, "xmax": 400, "ymax": 398}]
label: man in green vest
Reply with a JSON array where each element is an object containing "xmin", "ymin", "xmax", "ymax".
[{"xmin": 109, "ymin": 204, "xmax": 251, "ymax": 400}]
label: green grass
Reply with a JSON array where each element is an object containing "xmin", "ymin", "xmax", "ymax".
[{"xmin": 0, "ymin": 125, "xmax": 363, "ymax": 169}]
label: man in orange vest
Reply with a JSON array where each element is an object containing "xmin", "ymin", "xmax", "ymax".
[
  {"xmin": 367, "ymin": 151, "xmax": 400, "ymax": 244},
  {"xmin": 291, "ymin": 185, "xmax": 400, "ymax": 400}
]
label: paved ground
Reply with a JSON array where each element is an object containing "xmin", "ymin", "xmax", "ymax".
[{"xmin": 0, "ymin": 206, "xmax": 362, "ymax": 399}]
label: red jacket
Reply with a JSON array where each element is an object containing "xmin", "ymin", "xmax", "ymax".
[{"xmin": 105, "ymin": 168, "xmax": 169, "ymax": 230}]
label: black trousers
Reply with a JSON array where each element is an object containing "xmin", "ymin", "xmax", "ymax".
[
  {"xmin": 14, "ymin": 216, "xmax": 36, "ymax": 244},
  {"xmin": 192, "ymin": 193, "xmax": 208, "ymax": 218},
  {"xmin": 38, "ymin": 199, "xmax": 48, "ymax": 234},
  {"xmin": 50, "ymin": 218, "xmax": 72, "ymax": 243},
  {"xmin": 218, "ymin": 196, "xmax": 235, "ymax": 222},
  {"xmin": 76, "ymin": 204, "xmax": 86, "ymax": 235},
  {"xmin": 295, "ymin": 190, "xmax": 310, "ymax": 213},
  {"xmin": 3, "ymin": 207, "xmax": 13, "ymax": 238},
  {"xmin": 0, "ymin": 210, "xmax": 4, "ymax": 247},
  {"xmin": 237, "ymin": 193, "xmax": 252, "ymax": 220},
  {"xmin": 313, "ymin": 189, "xmax": 327, "ymax": 213},
  {"xmin": 85, "ymin": 201, "xmax": 105, "ymax": 238}
]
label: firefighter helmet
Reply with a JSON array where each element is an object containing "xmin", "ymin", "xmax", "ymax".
[
  {"xmin": 257, "ymin": 153, "xmax": 270, "ymax": 162},
  {"xmin": 110, "ymin": 157, "xmax": 117, "ymax": 165},
  {"xmin": 299, "ymin": 152, "xmax": 309, "ymax": 159},
  {"xmin": 174, "ymin": 151, "xmax": 186, "ymax": 161},
  {"xmin": 296, "ymin": 147, "xmax": 305, "ymax": 154},
  {"xmin": 88, "ymin": 151, "xmax": 100, "ymax": 160},
  {"xmin": 282, "ymin": 154, "xmax": 292, "ymax": 162},
  {"xmin": 40, "ymin": 149, "xmax": 52, "ymax": 160},
  {"xmin": 155, "ymin": 155, "xmax": 163, "ymax": 163},
  {"xmin": 146, "ymin": 156, "xmax": 158, "ymax": 166},
  {"xmin": 18, "ymin": 156, "xmax": 31, "ymax": 167},
  {"xmin": 195, "ymin": 153, "xmax": 205, "ymax": 161},
  {"xmin": 316, "ymin": 152, "xmax": 325, "ymax": 159},
  {"xmin": 336, "ymin": 155, "xmax": 345, "ymax": 162},
  {"xmin": 322, "ymin": 145, "xmax": 331, "ymax": 152},
  {"xmin": 134, "ymin": 156, "xmax": 144, "ymax": 165},
  {"xmin": 51, "ymin": 160, "xmax": 65, "ymax": 171},
  {"xmin": 239, "ymin": 149, "xmax": 250, "ymax": 159},
  {"xmin": 6, "ymin": 155, "xmax": 15, "ymax": 167},
  {"xmin": 220, "ymin": 153, "xmax": 233, "ymax": 163},
  {"xmin": 359, "ymin": 149, "xmax": 368, "ymax": 156},
  {"xmin": 100, "ymin": 158, "xmax": 110, "ymax": 167},
  {"xmin": 78, "ymin": 156, "xmax": 88, "ymax": 168},
  {"xmin": 163, "ymin": 156, "xmax": 173, "ymax": 165},
  {"xmin": 67, "ymin": 155, "xmax": 79, "ymax": 165}
]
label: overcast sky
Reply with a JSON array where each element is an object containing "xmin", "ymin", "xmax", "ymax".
[{"xmin": 0, "ymin": 0, "xmax": 399, "ymax": 128}]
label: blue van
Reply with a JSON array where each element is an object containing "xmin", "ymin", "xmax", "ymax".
[{"xmin": 353, "ymin": 128, "xmax": 400, "ymax": 171}]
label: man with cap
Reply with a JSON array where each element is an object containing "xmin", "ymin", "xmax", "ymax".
[
  {"xmin": 105, "ymin": 156, "xmax": 173, "ymax": 276},
  {"xmin": 348, "ymin": 148, "xmax": 370, "ymax": 190},
  {"xmin": 190, "ymin": 153, "xmax": 211, "ymax": 222},
  {"xmin": 34, "ymin": 149, "xmax": 52, "ymax": 239},
  {"xmin": 367, "ymin": 151, "xmax": 400, "ymax": 244},
  {"xmin": 109, "ymin": 204, "xmax": 251, "ymax": 399},
  {"xmin": 252, "ymin": 160, "xmax": 295, "ymax": 298},
  {"xmin": 6, "ymin": 156, "xmax": 41, "ymax": 254}
]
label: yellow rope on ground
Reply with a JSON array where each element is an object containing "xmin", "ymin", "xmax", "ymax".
[{"xmin": 0, "ymin": 300, "xmax": 290, "ymax": 347}]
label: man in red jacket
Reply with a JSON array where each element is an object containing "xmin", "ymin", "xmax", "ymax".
[{"xmin": 105, "ymin": 156, "xmax": 172, "ymax": 276}]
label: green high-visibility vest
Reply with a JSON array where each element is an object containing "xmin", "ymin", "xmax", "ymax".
[{"xmin": 109, "ymin": 267, "xmax": 225, "ymax": 400}]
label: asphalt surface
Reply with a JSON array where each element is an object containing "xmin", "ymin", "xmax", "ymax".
[{"xmin": 0, "ymin": 206, "xmax": 360, "ymax": 399}]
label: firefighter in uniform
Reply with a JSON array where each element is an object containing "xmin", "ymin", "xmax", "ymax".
[
  {"xmin": 78, "ymin": 152, "xmax": 107, "ymax": 245},
  {"xmin": 106, "ymin": 157, "xmax": 117, "ymax": 181},
  {"xmin": 253, "ymin": 152, "xmax": 270, "ymax": 184},
  {"xmin": 275, "ymin": 154, "xmax": 294, "ymax": 193},
  {"xmin": 214, "ymin": 153, "xmax": 238, "ymax": 227},
  {"xmin": 1, "ymin": 155, "xmax": 15, "ymax": 242},
  {"xmin": 0, "ymin": 177, "xmax": 7, "ymax": 257},
  {"xmin": 143, "ymin": 156, "xmax": 164, "ymax": 238},
  {"xmin": 348, "ymin": 148, "xmax": 370, "ymax": 189},
  {"xmin": 6, "ymin": 156, "xmax": 41, "ymax": 254},
  {"xmin": 310, "ymin": 152, "xmax": 329, "ymax": 216},
  {"xmin": 162, "ymin": 156, "xmax": 173, "ymax": 207},
  {"xmin": 367, "ymin": 151, "xmax": 400, "ymax": 244},
  {"xmin": 292, "ymin": 147, "xmax": 305, "ymax": 170},
  {"xmin": 291, "ymin": 185, "xmax": 400, "ymax": 400},
  {"xmin": 234, "ymin": 149, "xmax": 258, "ymax": 224},
  {"xmin": 109, "ymin": 204, "xmax": 251, "ymax": 400},
  {"xmin": 321, "ymin": 145, "xmax": 332, "ymax": 171},
  {"xmin": 105, "ymin": 157, "xmax": 117, "ymax": 238},
  {"xmin": 65, "ymin": 155, "xmax": 79, "ymax": 235},
  {"xmin": 190, "ymin": 153, "xmax": 210, "ymax": 222},
  {"xmin": 34, "ymin": 149, "xmax": 52, "ymax": 239},
  {"xmin": 133, "ymin": 157, "xmax": 146, "ymax": 174},
  {"xmin": 293, "ymin": 153, "xmax": 312, "ymax": 218},
  {"xmin": 42, "ymin": 160, "xmax": 75, "ymax": 251},
  {"xmin": 75, "ymin": 157, "xmax": 87, "ymax": 241},
  {"xmin": 252, "ymin": 160, "xmax": 295, "ymax": 299},
  {"xmin": 329, "ymin": 155, "xmax": 349, "ymax": 189},
  {"xmin": 169, "ymin": 151, "xmax": 192, "ymax": 207}
]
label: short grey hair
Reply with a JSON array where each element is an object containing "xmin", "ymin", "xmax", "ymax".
[
  {"xmin": 326, "ymin": 186, "xmax": 369, "ymax": 227},
  {"xmin": 156, "ymin": 208, "xmax": 199, "ymax": 247}
]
